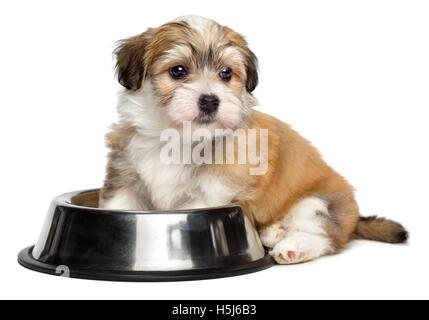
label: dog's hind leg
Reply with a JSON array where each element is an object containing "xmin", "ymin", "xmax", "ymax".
[{"xmin": 268, "ymin": 196, "xmax": 345, "ymax": 264}]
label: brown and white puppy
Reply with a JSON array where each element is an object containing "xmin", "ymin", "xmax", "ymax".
[{"xmin": 99, "ymin": 16, "xmax": 408, "ymax": 264}]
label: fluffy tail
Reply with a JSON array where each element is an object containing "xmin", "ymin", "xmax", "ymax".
[{"xmin": 355, "ymin": 216, "xmax": 409, "ymax": 243}]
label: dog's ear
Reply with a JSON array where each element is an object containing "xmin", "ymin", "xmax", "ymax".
[
  {"xmin": 223, "ymin": 27, "xmax": 259, "ymax": 93},
  {"xmin": 244, "ymin": 49, "xmax": 258, "ymax": 93},
  {"xmin": 114, "ymin": 32, "xmax": 151, "ymax": 91}
]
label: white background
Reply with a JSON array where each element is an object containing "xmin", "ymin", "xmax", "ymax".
[{"xmin": 1, "ymin": 0, "xmax": 428, "ymax": 299}]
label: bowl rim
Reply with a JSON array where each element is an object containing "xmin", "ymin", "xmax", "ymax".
[
  {"xmin": 58, "ymin": 189, "xmax": 243, "ymax": 216},
  {"xmin": 18, "ymin": 245, "xmax": 274, "ymax": 282}
]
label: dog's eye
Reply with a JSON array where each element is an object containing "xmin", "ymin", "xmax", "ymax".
[
  {"xmin": 170, "ymin": 65, "xmax": 187, "ymax": 79},
  {"xmin": 219, "ymin": 68, "xmax": 232, "ymax": 81}
]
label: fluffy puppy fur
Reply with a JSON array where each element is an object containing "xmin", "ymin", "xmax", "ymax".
[{"xmin": 99, "ymin": 16, "xmax": 408, "ymax": 264}]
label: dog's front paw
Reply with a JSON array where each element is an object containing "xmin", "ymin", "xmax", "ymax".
[
  {"xmin": 269, "ymin": 232, "xmax": 332, "ymax": 265},
  {"xmin": 259, "ymin": 222, "xmax": 286, "ymax": 248}
]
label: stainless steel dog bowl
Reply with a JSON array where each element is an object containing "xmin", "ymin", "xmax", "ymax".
[{"xmin": 18, "ymin": 189, "xmax": 274, "ymax": 281}]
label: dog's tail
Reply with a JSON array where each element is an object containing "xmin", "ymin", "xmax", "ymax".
[{"xmin": 355, "ymin": 216, "xmax": 409, "ymax": 243}]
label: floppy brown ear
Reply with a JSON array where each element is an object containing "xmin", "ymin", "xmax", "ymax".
[
  {"xmin": 222, "ymin": 26, "xmax": 259, "ymax": 93},
  {"xmin": 244, "ymin": 49, "xmax": 258, "ymax": 93},
  {"xmin": 114, "ymin": 33, "xmax": 151, "ymax": 91}
]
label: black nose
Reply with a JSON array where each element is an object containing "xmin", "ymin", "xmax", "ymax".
[{"xmin": 198, "ymin": 94, "xmax": 219, "ymax": 114}]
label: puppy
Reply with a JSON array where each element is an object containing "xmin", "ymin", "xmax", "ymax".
[{"xmin": 99, "ymin": 15, "xmax": 408, "ymax": 264}]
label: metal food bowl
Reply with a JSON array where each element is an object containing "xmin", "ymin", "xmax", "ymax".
[{"xmin": 18, "ymin": 189, "xmax": 274, "ymax": 281}]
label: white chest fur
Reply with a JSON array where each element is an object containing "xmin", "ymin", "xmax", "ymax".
[{"xmin": 127, "ymin": 135, "xmax": 238, "ymax": 211}]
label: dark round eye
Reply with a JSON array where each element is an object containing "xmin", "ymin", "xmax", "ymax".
[
  {"xmin": 219, "ymin": 68, "xmax": 232, "ymax": 81},
  {"xmin": 170, "ymin": 65, "xmax": 187, "ymax": 79}
]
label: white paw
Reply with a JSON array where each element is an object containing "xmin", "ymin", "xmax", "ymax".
[
  {"xmin": 269, "ymin": 232, "xmax": 332, "ymax": 265},
  {"xmin": 259, "ymin": 222, "xmax": 286, "ymax": 248}
]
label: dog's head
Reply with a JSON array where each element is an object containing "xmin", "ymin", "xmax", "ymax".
[{"xmin": 115, "ymin": 16, "xmax": 258, "ymax": 131}]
